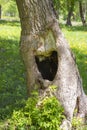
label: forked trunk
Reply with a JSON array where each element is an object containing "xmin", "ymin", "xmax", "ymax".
[{"xmin": 16, "ymin": 0, "xmax": 87, "ymax": 129}]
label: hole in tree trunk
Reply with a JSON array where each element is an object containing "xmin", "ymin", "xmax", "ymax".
[{"xmin": 35, "ymin": 51, "xmax": 58, "ymax": 81}]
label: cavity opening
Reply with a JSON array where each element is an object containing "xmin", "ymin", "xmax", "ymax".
[{"xmin": 35, "ymin": 51, "xmax": 58, "ymax": 81}]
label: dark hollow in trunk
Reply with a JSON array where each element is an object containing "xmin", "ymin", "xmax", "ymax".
[{"xmin": 35, "ymin": 51, "xmax": 58, "ymax": 81}]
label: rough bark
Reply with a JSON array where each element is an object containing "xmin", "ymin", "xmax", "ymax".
[
  {"xmin": 16, "ymin": 0, "xmax": 87, "ymax": 129},
  {"xmin": 79, "ymin": 1, "xmax": 86, "ymax": 26}
]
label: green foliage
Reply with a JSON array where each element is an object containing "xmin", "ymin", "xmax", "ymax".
[
  {"xmin": 53, "ymin": 0, "xmax": 68, "ymax": 19},
  {"xmin": 10, "ymin": 110, "xmax": 32, "ymax": 129},
  {"xmin": 53, "ymin": 0, "xmax": 87, "ymax": 23},
  {"xmin": 8, "ymin": 93, "xmax": 65, "ymax": 130},
  {"xmin": 72, "ymin": 117, "xmax": 82, "ymax": 129},
  {"xmin": 0, "ymin": 20, "xmax": 87, "ymax": 129},
  {"xmin": 0, "ymin": 0, "xmax": 18, "ymax": 18},
  {"xmin": 3, "ymin": 0, "xmax": 18, "ymax": 17},
  {"xmin": 0, "ymin": 20, "xmax": 27, "ymax": 120},
  {"xmin": 49, "ymin": 85, "xmax": 57, "ymax": 91},
  {"xmin": 72, "ymin": 116, "xmax": 87, "ymax": 130}
]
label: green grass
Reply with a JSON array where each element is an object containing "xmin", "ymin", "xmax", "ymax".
[
  {"xmin": 0, "ymin": 20, "xmax": 87, "ymax": 128},
  {"xmin": 0, "ymin": 20, "xmax": 27, "ymax": 120},
  {"xmin": 61, "ymin": 25, "xmax": 87, "ymax": 93}
]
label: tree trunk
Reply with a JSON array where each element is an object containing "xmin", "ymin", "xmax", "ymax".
[
  {"xmin": 0, "ymin": 5, "xmax": 1, "ymax": 19},
  {"xmin": 79, "ymin": 1, "xmax": 86, "ymax": 26},
  {"xmin": 66, "ymin": 9, "xmax": 72, "ymax": 26},
  {"xmin": 16, "ymin": 0, "xmax": 87, "ymax": 129},
  {"xmin": 66, "ymin": 1, "xmax": 75, "ymax": 26}
]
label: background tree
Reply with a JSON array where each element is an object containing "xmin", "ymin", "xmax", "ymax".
[
  {"xmin": 53, "ymin": 0, "xmax": 87, "ymax": 26},
  {"xmin": 16, "ymin": 0, "xmax": 87, "ymax": 129},
  {"xmin": 79, "ymin": 0, "xmax": 86, "ymax": 26},
  {"xmin": 0, "ymin": 5, "xmax": 1, "ymax": 19},
  {"xmin": 66, "ymin": 0, "xmax": 75, "ymax": 26},
  {"xmin": 53, "ymin": 0, "xmax": 67, "ymax": 20}
]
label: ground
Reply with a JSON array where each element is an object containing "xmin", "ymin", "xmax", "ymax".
[{"xmin": 0, "ymin": 20, "xmax": 87, "ymax": 129}]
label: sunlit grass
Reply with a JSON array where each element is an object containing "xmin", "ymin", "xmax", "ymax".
[
  {"xmin": 61, "ymin": 25, "xmax": 87, "ymax": 93},
  {"xmin": 0, "ymin": 20, "xmax": 87, "ymax": 124}
]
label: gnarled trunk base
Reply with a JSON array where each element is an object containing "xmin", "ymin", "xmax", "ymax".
[
  {"xmin": 20, "ymin": 20, "xmax": 87, "ymax": 128},
  {"xmin": 16, "ymin": 0, "xmax": 87, "ymax": 129}
]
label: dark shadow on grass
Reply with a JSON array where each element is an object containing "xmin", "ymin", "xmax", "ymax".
[
  {"xmin": 0, "ymin": 20, "xmax": 87, "ymax": 122},
  {"xmin": 0, "ymin": 19, "xmax": 20, "ymax": 27},
  {"xmin": 59, "ymin": 23, "xmax": 87, "ymax": 32},
  {"xmin": 1, "ymin": 38, "xmax": 86, "ymax": 120},
  {"xmin": 0, "ymin": 38, "xmax": 27, "ymax": 120}
]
